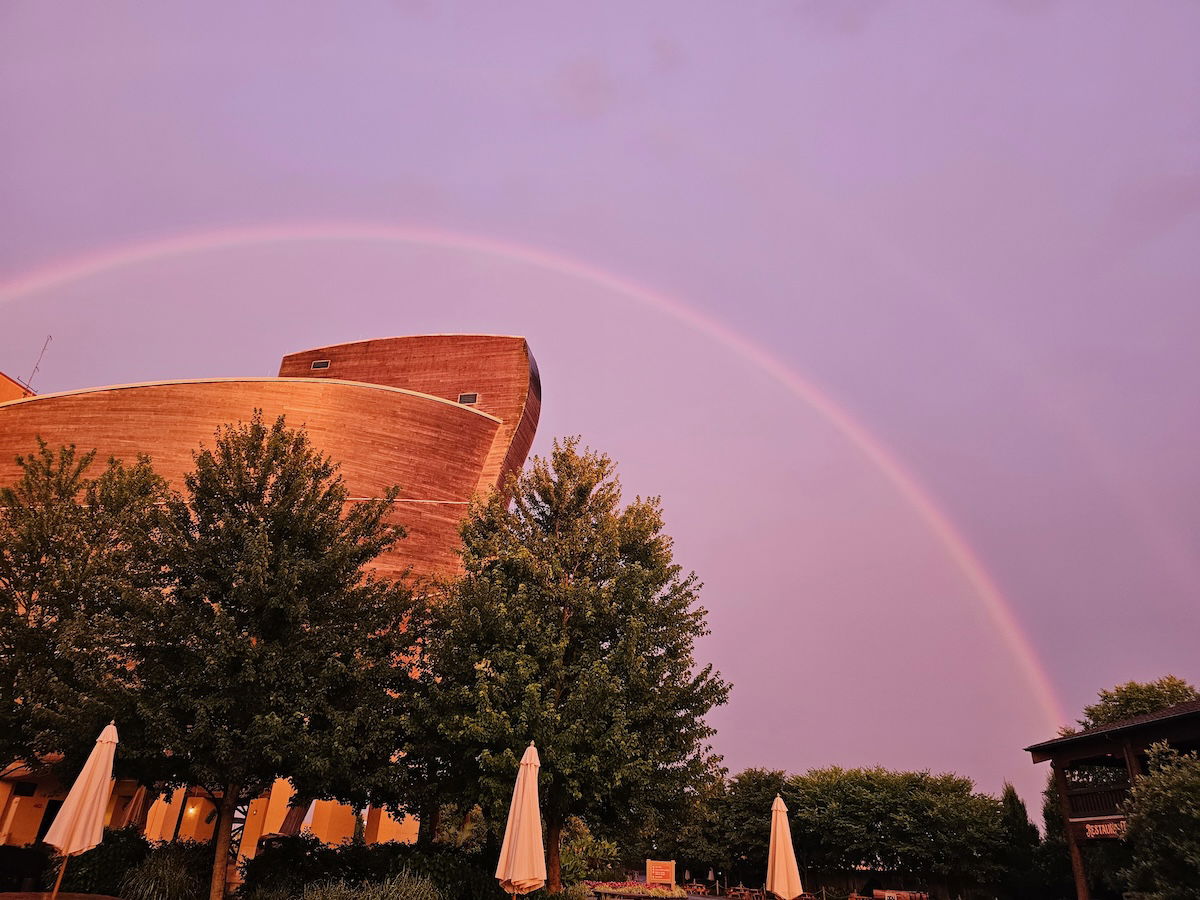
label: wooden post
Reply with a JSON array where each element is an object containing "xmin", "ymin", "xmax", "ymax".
[
  {"xmin": 1122, "ymin": 740, "xmax": 1144, "ymax": 780},
  {"xmin": 1053, "ymin": 763, "xmax": 1090, "ymax": 900},
  {"xmin": 49, "ymin": 855, "xmax": 68, "ymax": 900}
]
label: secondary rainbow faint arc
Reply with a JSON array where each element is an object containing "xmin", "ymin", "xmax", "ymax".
[{"xmin": 0, "ymin": 222, "xmax": 1067, "ymax": 729}]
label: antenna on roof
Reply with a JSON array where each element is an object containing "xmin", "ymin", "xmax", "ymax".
[{"xmin": 20, "ymin": 334, "xmax": 52, "ymax": 391}]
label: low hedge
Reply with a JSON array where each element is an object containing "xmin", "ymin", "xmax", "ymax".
[
  {"xmin": 120, "ymin": 840, "xmax": 212, "ymax": 900},
  {"xmin": 588, "ymin": 883, "xmax": 687, "ymax": 898},
  {"xmin": 41, "ymin": 826, "xmax": 153, "ymax": 896},
  {"xmin": 291, "ymin": 875, "xmax": 443, "ymax": 900},
  {"xmin": 240, "ymin": 835, "xmax": 506, "ymax": 900}
]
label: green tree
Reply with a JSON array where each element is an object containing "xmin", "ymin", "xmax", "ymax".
[
  {"xmin": 622, "ymin": 757, "xmax": 728, "ymax": 880},
  {"xmin": 0, "ymin": 441, "xmax": 170, "ymax": 776},
  {"xmin": 712, "ymin": 769, "xmax": 786, "ymax": 884},
  {"xmin": 996, "ymin": 782, "xmax": 1041, "ymax": 899},
  {"xmin": 1033, "ymin": 774, "xmax": 1075, "ymax": 898},
  {"xmin": 1122, "ymin": 743, "xmax": 1200, "ymax": 900},
  {"xmin": 784, "ymin": 767, "xmax": 1004, "ymax": 890},
  {"xmin": 124, "ymin": 414, "xmax": 418, "ymax": 900},
  {"xmin": 1078, "ymin": 676, "xmax": 1198, "ymax": 729},
  {"xmin": 407, "ymin": 438, "xmax": 730, "ymax": 892},
  {"xmin": 709, "ymin": 766, "xmax": 1006, "ymax": 891}
]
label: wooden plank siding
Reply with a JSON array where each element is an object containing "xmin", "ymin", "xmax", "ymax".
[
  {"xmin": 0, "ymin": 371, "xmax": 34, "ymax": 404},
  {"xmin": 0, "ymin": 334, "xmax": 540, "ymax": 581},
  {"xmin": 279, "ymin": 334, "xmax": 541, "ymax": 496}
]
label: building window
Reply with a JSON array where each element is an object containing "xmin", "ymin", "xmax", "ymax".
[
  {"xmin": 311, "ymin": 360, "xmax": 331, "ymax": 370},
  {"xmin": 458, "ymin": 393, "xmax": 478, "ymax": 405}
]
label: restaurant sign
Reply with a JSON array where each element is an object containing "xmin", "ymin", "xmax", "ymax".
[
  {"xmin": 1070, "ymin": 817, "xmax": 1127, "ymax": 840},
  {"xmin": 646, "ymin": 859, "xmax": 675, "ymax": 886}
]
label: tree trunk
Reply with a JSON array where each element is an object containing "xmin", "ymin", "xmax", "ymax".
[
  {"xmin": 546, "ymin": 813, "xmax": 564, "ymax": 895},
  {"xmin": 208, "ymin": 783, "xmax": 241, "ymax": 900},
  {"xmin": 416, "ymin": 796, "xmax": 441, "ymax": 847}
]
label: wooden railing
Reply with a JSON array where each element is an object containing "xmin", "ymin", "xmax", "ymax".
[{"xmin": 1066, "ymin": 784, "xmax": 1129, "ymax": 819}]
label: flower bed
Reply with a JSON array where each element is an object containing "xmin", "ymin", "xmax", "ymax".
[{"xmin": 586, "ymin": 881, "xmax": 688, "ymax": 898}]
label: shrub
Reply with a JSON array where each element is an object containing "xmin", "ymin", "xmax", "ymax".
[
  {"xmin": 527, "ymin": 885, "xmax": 593, "ymax": 900},
  {"xmin": 43, "ymin": 826, "xmax": 151, "ymax": 895},
  {"xmin": 0, "ymin": 844, "xmax": 52, "ymax": 891},
  {"xmin": 240, "ymin": 833, "xmax": 329, "ymax": 894},
  {"xmin": 399, "ymin": 847, "xmax": 502, "ymax": 900},
  {"xmin": 1122, "ymin": 743, "xmax": 1200, "ymax": 897},
  {"xmin": 240, "ymin": 837, "xmax": 504, "ymax": 900},
  {"xmin": 120, "ymin": 841, "xmax": 212, "ymax": 900},
  {"xmin": 587, "ymin": 882, "xmax": 687, "ymax": 898},
  {"xmin": 559, "ymin": 818, "xmax": 619, "ymax": 884},
  {"xmin": 435, "ymin": 803, "xmax": 487, "ymax": 853},
  {"xmin": 239, "ymin": 887, "xmax": 293, "ymax": 900},
  {"xmin": 298, "ymin": 874, "xmax": 442, "ymax": 900}
]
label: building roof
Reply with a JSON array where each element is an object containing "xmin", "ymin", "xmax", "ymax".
[
  {"xmin": 1025, "ymin": 699, "xmax": 1200, "ymax": 755},
  {"xmin": 0, "ymin": 336, "xmax": 540, "ymax": 582},
  {"xmin": 0, "ymin": 370, "xmax": 34, "ymax": 403},
  {"xmin": 0, "ymin": 376, "xmax": 500, "ymax": 421}
]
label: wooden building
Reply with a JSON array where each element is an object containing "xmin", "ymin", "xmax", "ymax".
[
  {"xmin": 1025, "ymin": 699, "xmax": 1200, "ymax": 900},
  {"xmin": 0, "ymin": 334, "xmax": 539, "ymax": 581},
  {"xmin": 0, "ymin": 335, "xmax": 540, "ymax": 861},
  {"xmin": 0, "ymin": 370, "xmax": 34, "ymax": 404}
]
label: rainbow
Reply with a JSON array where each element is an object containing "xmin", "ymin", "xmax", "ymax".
[{"xmin": 0, "ymin": 222, "xmax": 1067, "ymax": 729}]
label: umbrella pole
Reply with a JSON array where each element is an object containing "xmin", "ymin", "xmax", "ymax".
[{"xmin": 49, "ymin": 855, "xmax": 68, "ymax": 900}]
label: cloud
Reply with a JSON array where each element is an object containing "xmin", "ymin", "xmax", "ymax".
[
  {"xmin": 989, "ymin": 0, "xmax": 1060, "ymax": 15},
  {"xmin": 1109, "ymin": 172, "xmax": 1200, "ymax": 248},
  {"xmin": 553, "ymin": 57, "xmax": 620, "ymax": 119},
  {"xmin": 785, "ymin": 0, "xmax": 886, "ymax": 36}
]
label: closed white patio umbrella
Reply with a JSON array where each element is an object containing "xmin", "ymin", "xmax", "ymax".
[
  {"xmin": 765, "ymin": 794, "xmax": 803, "ymax": 900},
  {"xmin": 113, "ymin": 784, "xmax": 149, "ymax": 829},
  {"xmin": 43, "ymin": 722, "xmax": 120, "ymax": 899},
  {"xmin": 495, "ymin": 742, "xmax": 546, "ymax": 897}
]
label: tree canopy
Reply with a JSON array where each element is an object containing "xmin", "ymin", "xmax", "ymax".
[
  {"xmin": 790, "ymin": 767, "xmax": 1004, "ymax": 887},
  {"xmin": 1, "ymin": 416, "xmax": 421, "ymax": 900},
  {"xmin": 1078, "ymin": 675, "xmax": 1198, "ymax": 729},
  {"xmin": 707, "ymin": 766, "xmax": 1007, "ymax": 891},
  {"xmin": 0, "ymin": 441, "xmax": 171, "ymax": 776},
  {"xmin": 132, "ymin": 414, "xmax": 418, "ymax": 900},
  {"xmin": 996, "ymin": 782, "xmax": 1041, "ymax": 900},
  {"xmin": 1123, "ymin": 743, "xmax": 1200, "ymax": 900},
  {"xmin": 404, "ymin": 437, "xmax": 730, "ymax": 892}
]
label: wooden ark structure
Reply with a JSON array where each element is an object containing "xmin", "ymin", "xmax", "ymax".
[
  {"xmin": 1025, "ymin": 699, "xmax": 1200, "ymax": 900},
  {"xmin": 0, "ymin": 334, "xmax": 540, "ymax": 860},
  {"xmin": 0, "ymin": 334, "xmax": 540, "ymax": 580}
]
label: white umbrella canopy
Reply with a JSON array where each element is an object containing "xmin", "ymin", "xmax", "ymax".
[
  {"xmin": 765, "ymin": 794, "xmax": 803, "ymax": 900},
  {"xmin": 43, "ymin": 722, "xmax": 119, "ymax": 857},
  {"xmin": 113, "ymin": 784, "xmax": 149, "ymax": 830},
  {"xmin": 495, "ymin": 742, "xmax": 547, "ymax": 896},
  {"xmin": 43, "ymin": 722, "xmax": 119, "ymax": 900}
]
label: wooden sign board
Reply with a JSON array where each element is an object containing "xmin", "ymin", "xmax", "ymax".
[
  {"xmin": 1070, "ymin": 816, "xmax": 1127, "ymax": 840},
  {"xmin": 646, "ymin": 859, "xmax": 675, "ymax": 886}
]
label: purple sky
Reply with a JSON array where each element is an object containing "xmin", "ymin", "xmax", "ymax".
[{"xmin": 2, "ymin": 1, "xmax": 1198, "ymax": 808}]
